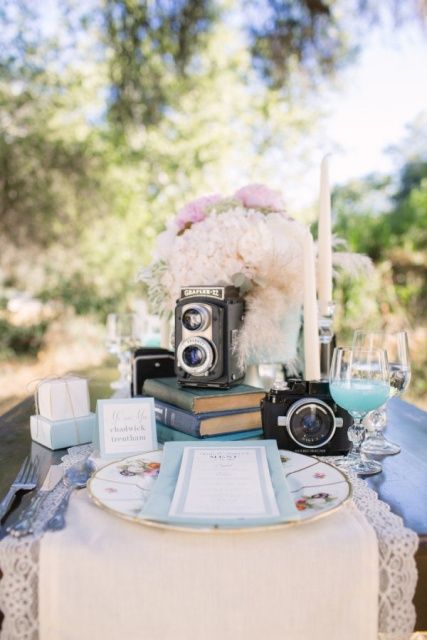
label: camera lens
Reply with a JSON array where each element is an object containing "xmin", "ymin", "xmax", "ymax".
[
  {"xmin": 182, "ymin": 306, "xmax": 209, "ymax": 331},
  {"xmin": 182, "ymin": 308, "xmax": 203, "ymax": 331},
  {"xmin": 287, "ymin": 400, "xmax": 336, "ymax": 448},
  {"xmin": 177, "ymin": 336, "xmax": 215, "ymax": 376},
  {"xmin": 182, "ymin": 345, "xmax": 206, "ymax": 367},
  {"xmin": 302, "ymin": 413, "xmax": 322, "ymax": 431}
]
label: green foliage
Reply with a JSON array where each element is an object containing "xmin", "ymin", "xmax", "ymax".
[
  {"xmin": 331, "ymin": 127, "xmax": 427, "ymax": 406},
  {"xmin": 332, "ymin": 175, "xmax": 393, "ymax": 260},
  {"xmin": 102, "ymin": 0, "xmax": 423, "ymax": 119},
  {"xmin": 0, "ymin": 318, "xmax": 48, "ymax": 359},
  {"xmin": 222, "ymin": 0, "xmax": 423, "ymax": 99},
  {"xmin": 248, "ymin": 0, "xmax": 353, "ymax": 90},
  {"xmin": 333, "ymin": 151, "xmax": 427, "ymax": 325},
  {"xmin": 0, "ymin": 0, "xmax": 426, "ymax": 411},
  {"xmin": 103, "ymin": 0, "xmax": 217, "ymax": 128},
  {"xmin": 0, "ymin": 0, "xmax": 321, "ymax": 317}
]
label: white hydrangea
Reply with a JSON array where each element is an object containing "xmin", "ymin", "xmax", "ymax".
[{"xmin": 141, "ymin": 204, "xmax": 307, "ymax": 365}]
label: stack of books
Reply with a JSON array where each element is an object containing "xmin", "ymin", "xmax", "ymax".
[{"xmin": 142, "ymin": 377, "xmax": 265, "ymax": 444}]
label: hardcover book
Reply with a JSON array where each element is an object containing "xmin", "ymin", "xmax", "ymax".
[
  {"xmin": 143, "ymin": 377, "xmax": 265, "ymax": 414},
  {"xmin": 154, "ymin": 399, "xmax": 261, "ymax": 437},
  {"xmin": 156, "ymin": 421, "xmax": 263, "ymax": 444}
]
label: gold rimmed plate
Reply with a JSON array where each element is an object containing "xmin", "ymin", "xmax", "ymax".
[{"xmin": 87, "ymin": 448, "xmax": 351, "ymax": 532}]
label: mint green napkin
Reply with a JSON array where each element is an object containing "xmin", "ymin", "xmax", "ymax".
[{"xmin": 140, "ymin": 440, "xmax": 299, "ymax": 528}]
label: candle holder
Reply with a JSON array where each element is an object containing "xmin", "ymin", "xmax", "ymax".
[{"xmin": 318, "ymin": 301, "xmax": 336, "ymax": 381}]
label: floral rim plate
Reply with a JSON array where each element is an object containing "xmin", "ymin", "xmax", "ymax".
[{"xmin": 87, "ymin": 448, "xmax": 351, "ymax": 533}]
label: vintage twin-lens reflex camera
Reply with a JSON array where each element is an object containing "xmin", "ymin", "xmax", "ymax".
[
  {"xmin": 175, "ymin": 286, "xmax": 245, "ymax": 388},
  {"xmin": 261, "ymin": 379, "xmax": 352, "ymax": 455}
]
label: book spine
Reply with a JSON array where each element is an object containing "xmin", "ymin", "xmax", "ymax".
[
  {"xmin": 156, "ymin": 422, "xmax": 263, "ymax": 444},
  {"xmin": 156, "ymin": 422, "xmax": 198, "ymax": 443},
  {"xmin": 208, "ymin": 429, "xmax": 263, "ymax": 441},
  {"xmin": 154, "ymin": 401, "xmax": 201, "ymax": 437},
  {"xmin": 143, "ymin": 379, "xmax": 194, "ymax": 412}
]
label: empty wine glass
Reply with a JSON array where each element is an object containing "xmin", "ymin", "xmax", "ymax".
[
  {"xmin": 329, "ymin": 346, "xmax": 390, "ymax": 476},
  {"xmin": 106, "ymin": 313, "xmax": 139, "ymax": 389},
  {"xmin": 353, "ymin": 330, "xmax": 411, "ymax": 455}
]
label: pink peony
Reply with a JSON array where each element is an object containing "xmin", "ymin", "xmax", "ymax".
[
  {"xmin": 176, "ymin": 194, "xmax": 222, "ymax": 230},
  {"xmin": 234, "ymin": 183, "xmax": 284, "ymax": 211}
]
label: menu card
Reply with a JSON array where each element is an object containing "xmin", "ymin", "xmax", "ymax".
[{"xmin": 169, "ymin": 446, "xmax": 279, "ymax": 520}]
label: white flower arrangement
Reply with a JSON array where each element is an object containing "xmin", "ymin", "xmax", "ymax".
[
  {"xmin": 139, "ymin": 183, "xmax": 372, "ymax": 367},
  {"xmin": 139, "ymin": 184, "xmax": 308, "ymax": 366}
]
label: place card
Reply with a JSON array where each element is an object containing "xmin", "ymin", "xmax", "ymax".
[
  {"xmin": 96, "ymin": 398, "xmax": 157, "ymax": 459},
  {"xmin": 169, "ymin": 445, "xmax": 279, "ymax": 520}
]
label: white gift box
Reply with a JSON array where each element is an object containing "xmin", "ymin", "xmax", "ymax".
[
  {"xmin": 37, "ymin": 376, "xmax": 90, "ymax": 421},
  {"xmin": 30, "ymin": 413, "xmax": 96, "ymax": 450}
]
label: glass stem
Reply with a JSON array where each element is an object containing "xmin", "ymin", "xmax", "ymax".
[
  {"xmin": 348, "ymin": 414, "xmax": 367, "ymax": 460},
  {"xmin": 366, "ymin": 404, "xmax": 387, "ymax": 437},
  {"xmin": 370, "ymin": 430, "xmax": 385, "ymax": 443}
]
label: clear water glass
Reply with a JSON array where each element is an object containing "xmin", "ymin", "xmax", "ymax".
[
  {"xmin": 106, "ymin": 313, "xmax": 139, "ymax": 389},
  {"xmin": 329, "ymin": 347, "xmax": 390, "ymax": 476},
  {"xmin": 353, "ymin": 331, "xmax": 411, "ymax": 455}
]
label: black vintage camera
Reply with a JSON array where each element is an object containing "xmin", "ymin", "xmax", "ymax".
[
  {"xmin": 131, "ymin": 347, "xmax": 175, "ymax": 397},
  {"xmin": 261, "ymin": 379, "xmax": 352, "ymax": 455},
  {"xmin": 175, "ymin": 286, "xmax": 245, "ymax": 388}
]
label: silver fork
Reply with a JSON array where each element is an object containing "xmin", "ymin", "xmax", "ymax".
[{"xmin": 0, "ymin": 456, "xmax": 39, "ymax": 521}]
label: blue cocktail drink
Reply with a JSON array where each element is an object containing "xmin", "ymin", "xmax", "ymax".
[
  {"xmin": 330, "ymin": 380, "xmax": 390, "ymax": 414},
  {"xmin": 329, "ymin": 347, "xmax": 390, "ymax": 476}
]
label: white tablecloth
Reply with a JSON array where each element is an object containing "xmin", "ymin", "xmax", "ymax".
[
  {"xmin": 0, "ymin": 445, "xmax": 418, "ymax": 640},
  {"xmin": 39, "ymin": 490, "xmax": 379, "ymax": 640}
]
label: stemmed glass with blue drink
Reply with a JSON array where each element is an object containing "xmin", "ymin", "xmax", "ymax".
[{"xmin": 329, "ymin": 347, "xmax": 390, "ymax": 476}]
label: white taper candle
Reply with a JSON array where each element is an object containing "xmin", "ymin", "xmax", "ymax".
[
  {"xmin": 303, "ymin": 230, "xmax": 321, "ymax": 380},
  {"xmin": 318, "ymin": 155, "xmax": 333, "ymax": 316}
]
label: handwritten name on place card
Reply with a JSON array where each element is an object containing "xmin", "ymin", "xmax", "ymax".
[{"xmin": 97, "ymin": 398, "xmax": 157, "ymax": 458}]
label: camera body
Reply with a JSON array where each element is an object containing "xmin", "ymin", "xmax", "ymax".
[
  {"xmin": 175, "ymin": 286, "xmax": 245, "ymax": 389},
  {"xmin": 261, "ymin": 379, "xmax": 352, "ymax": 455},
  {"xmin": 131, "ymin": 347, "xmax": 175, "ymax": 397}
]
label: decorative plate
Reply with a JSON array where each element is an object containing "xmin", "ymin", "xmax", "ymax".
[{"xmin": 87, "ymin": 449, "xmax": 351, "ymax": 532}]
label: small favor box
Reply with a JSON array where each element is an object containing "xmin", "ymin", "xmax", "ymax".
[
  {"xmin": 30, "ymin": 413, "xmax": 96, "ymax": 450},
  {"xmin": 37, "ymin": 376, "xmax": 90, "ymax": 421}
]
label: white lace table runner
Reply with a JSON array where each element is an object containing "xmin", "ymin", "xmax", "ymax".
[{"xmin": 0, "ymin": 445, "xmax": 420, "ymax": 640}]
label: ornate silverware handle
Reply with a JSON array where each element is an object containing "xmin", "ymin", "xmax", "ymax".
[
  {"xmin": 7, "ymin": 493, "xmax": 48, "ymax": 538},
  {"xmin": 0, "ymin": 487, "xmax": 19, "ymax": 522},
  {"xmin": 45, "ymin": 487, "xmax": 74, "ymax": 531}
]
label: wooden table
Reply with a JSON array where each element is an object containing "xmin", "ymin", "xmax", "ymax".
[{"xmin": 0, "ymin": 378, "xmax": 426, "ymax": 630}]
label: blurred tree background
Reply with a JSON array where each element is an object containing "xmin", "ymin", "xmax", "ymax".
[{"xmin": 0, "ymin": 0, "xmax": 426, "ymax": 407}]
